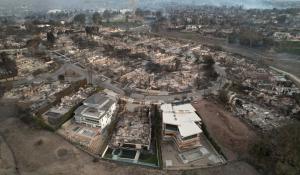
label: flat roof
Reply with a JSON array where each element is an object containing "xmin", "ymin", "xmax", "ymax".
[
  {"xmin": 173, "ymin": 104, "xmax": 196, "ymax": 112},
  {"xmin": 178, "ymin": 123, "xmax": 202, "ymax": 138},
  {"xmin": 75, "ymin": 93, "xmax": 116, "ymax": 120},
  {"xmin": 82, "ymin": 107, "xmax": 105, "ymax": 119},
  {"xmin": 84, "ymin": 93, "xmax": 110, "ymax": 106},
  {"xmin": 74, "ymin": 105, "xmax": 86, "ymax": 115},
  {"xmin": 84, "ymin": 93, "xmax": 115, "ymax": 110},
  {"xmin": 161, "ymin": 103, "xmax": 173, "ymax": 112},
  {"xmin": 161, "ymin": 103, "xmax": 202, "ymax": 137}
]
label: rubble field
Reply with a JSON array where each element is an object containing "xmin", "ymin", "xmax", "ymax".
[{"xmin": 55, "ymin": 31, "xmax": 216, "ymax": 93}]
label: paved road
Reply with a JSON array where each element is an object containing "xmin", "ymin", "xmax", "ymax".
[
  {"xmin": 95, "ymin": 76, "xmax": 125, "ymax": 95},
  {"xmin": 270, "ymin": 66, "xmax": 300, "ymax": 88}
]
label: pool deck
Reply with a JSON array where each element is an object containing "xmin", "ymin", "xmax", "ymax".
[{"xmin": 161, "ymin": 134, "xmax": 225, "ymax": 170}]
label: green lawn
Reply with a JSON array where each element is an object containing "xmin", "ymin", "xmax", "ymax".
[
  {"xmin": 276, "ymin": 41, "xmax": 300, "ymax": 55},
  {"xmin": 102, "ymin": 21, "xmax": 142, "ymax": 28},
  {"xmin": 139, "ymin": 153, "xmax": 158, "ymax": 165}
]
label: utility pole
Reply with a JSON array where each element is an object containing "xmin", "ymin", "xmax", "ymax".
[
  {"xmin": 85, "ymin": 55, "xmax": 93, "ymax": 85},
  {"xmin": 88, "ymin": 65, "xmax": 93, "ymax": 85}
]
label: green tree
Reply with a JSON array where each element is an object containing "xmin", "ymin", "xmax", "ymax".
[
  {"xmin": 26, "ymin": 37, "xmax": 42, "ymax": 55},
  {"xmin": 58, "ymin": 74, "xmax": 65, "ymax": 82},
  {"xmin": 103, "ymin": 10, "xmax": 111, "ymax": 23},
  {"xmin": 47, "ymin": 32, "xmax": 55, "ymax": 44},
  {"xmin": 73, "ymin": 13, "xmax": 86, "ymax": 25},
  {"xmin": 135, "ymin": 8, "xmax": 143, "ymax": 16},
  {"xmin": 92, "ymin": 12, "xmax": 102, "ymax": 25},
  {"xmin": 239, "ymin": 28, "xmax": 263, "ymax": 47},
  {"xmin": 170, "ymin": 15, "xmax": 178, "ymax": 26},
  {"xmin": 203, "ymin": 55, "xmax": 215, "ymax": 67},
  {"xmin": 250, "ymin": 122, "xmax": 300, "ymax": 175},
  {"xmin": 155, "ymin": 11, "xmax": 163, "ymax": 21}
]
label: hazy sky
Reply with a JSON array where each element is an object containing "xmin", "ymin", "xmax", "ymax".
[{"xmin": 0, "ymin": 0, "xmax": 298, "ymax": 11}]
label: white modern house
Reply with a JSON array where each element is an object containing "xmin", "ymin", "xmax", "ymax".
[
  {"xmin": 161, "ymin": 103, "xmax": 203, "ymax": 152},
  {"xmin": 74, "ymin": 93, "xmax": 117, "ymax": 130}
]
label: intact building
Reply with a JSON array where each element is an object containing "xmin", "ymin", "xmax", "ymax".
[
  {"xmin": 161, "ymin": 103, "xmax": 202, "ymax": 152},
  {"xmin": 74, "ymin": 93, "xmax": 117, "ymax": 129}
]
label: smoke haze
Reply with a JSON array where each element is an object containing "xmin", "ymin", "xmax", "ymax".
[{"xmin": 0, "ymin": 0, "xmax": 298, "ymax": 12}]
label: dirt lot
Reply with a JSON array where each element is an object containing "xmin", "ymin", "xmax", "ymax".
[
  {"xmin": 192, "ymin": 99, "xmax": 257, "ymax": 161},
  {"xmin": 0, "ymin": 135, "xmax": 17, "ymax": 175},
  {"xmin": 168, "ymin": 161, "xmax": 260, "ymax": 175}
]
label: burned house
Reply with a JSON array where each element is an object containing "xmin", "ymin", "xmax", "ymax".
[
  {"xmin": 109, "ymin": 106, "xmax": 151, "ymax": 150},
  {"xmin": 0, "ymin": 53, "xmax": 17, "ymax": 80}
]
